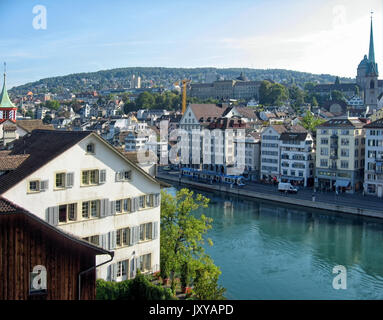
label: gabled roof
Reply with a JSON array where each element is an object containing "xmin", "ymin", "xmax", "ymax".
[
  {"xmin": 364, "ymin": 118, "xmax": 383, "ymax": 129},
  {"xmin": 317, "ymin": 118, "xmax": 365, "ymax": 128},
  {"xmin": 16, "ymin": 119, "xmax": 54, "ymax": 132},
  {"xmin": 188, "ymin": 104, "xmax": 227, "ymax": 121},
  {"xmin": 0, "ymin": 129, "xmax": 161, "ymax": 195},
  {"xmin": 0, "ymin": 196, "xmax": 112, "ymax": 256},
  {"xmin": 0, "ymin": 154, "xmax": 29, "ymax": 171}
]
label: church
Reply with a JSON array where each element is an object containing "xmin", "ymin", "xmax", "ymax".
[
  {"xmin": 313, "ymin": 17, "xmax": 383, "ymax": 113},
  {"xmin": 356, "ymin": 17, "xmax": 382, "ymax": 111}
]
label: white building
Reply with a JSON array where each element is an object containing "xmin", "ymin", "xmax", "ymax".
[
  {"xmin": 260, "ymin": 124, "xmax": 310, "ymax": 184},
  {"xmin": 364, "ymin": 118, "xmax": 383, "ymax": 196},
  {"xmin": 279, "ymin": 130, "xmax": 315, "ymax": 187},
  {"xmin": 0, "ymin": 130, "xmax": 162, "ymax": 281}
]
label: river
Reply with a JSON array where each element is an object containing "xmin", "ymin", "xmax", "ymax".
[{"xmin": 166, "ymin": 185, "xmax": 383, "ymax": 299}]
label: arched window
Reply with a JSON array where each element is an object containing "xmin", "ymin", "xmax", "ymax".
[{"xmin": 370, "ymin": 80, "xmax": 375, "ymax": 89}]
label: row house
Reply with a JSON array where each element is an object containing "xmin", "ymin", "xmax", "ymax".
[
  {"xmin": 364, "ymin": 118, "xmax": 383, "ymax": 196},
  {"xmin": 0, "ymin": 130, "xmax": 162, "ymax": 282},
  {"xmin": 279, "ymin": 131, "xmax": 315, "ymax": 187},
  {"xmin": 260, "ymin": 124, "xmax": 311, "ymax": 184},
  {"xmin": 315, "ymin": 118, "xmax": 366, "ymax": 193}
]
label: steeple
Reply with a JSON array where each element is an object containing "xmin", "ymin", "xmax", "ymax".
[
  {"xmin": 0, "ymin": 62, "xmax": 17, "ymax": 109},
  {"xmin": 369, "ymin": 12, "xmax": 375, "ymax": 63}
]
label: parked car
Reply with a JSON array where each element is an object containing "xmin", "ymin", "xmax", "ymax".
[
  {"xmin": 278, "ymin": 182, "xmax": 298, "ymax": 194},
  {"xmin": 162, "ymin": 166, "xmax": 171, "ymax": 171}
]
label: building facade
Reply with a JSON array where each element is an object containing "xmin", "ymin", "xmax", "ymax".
[
  {"xmin": 0, "ymin": 130, "xmax": 161, "ymax": 282},
  {"xmin": 315, "ymin": 118, "xmax": 365, "ymax": 193},
  {"xmin": 364, "ymin": 118, "xmax": 383, "ymax": 197}
]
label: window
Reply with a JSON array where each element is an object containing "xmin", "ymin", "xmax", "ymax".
[
  {"xmin": 82, "ymin": 201, "xmax": 90, "ymax": 219},
  {"xmin": 55, "ymin": 172, "xmax": 66, "ymax": 188},
  {"xmin": 86, "ymin": 143, "xmax": 95, "ymax": 154},
  {"xmin": 139, "ymin": 223, "xmax": 153, "ymax": 241},
  {"xmin": 29, "ymin": 180, "xmax": 40, "ymax": 192},
  {"xmin": 58, "ymin": 203, "xmax": 77, "ymax": 223},
  {"xmin": 321, "ymin": 138, "xmax": 329, "ymax": 145},
  {"xmin": 90, "ymin": 200, "xmax": 99, "ymax": 218},
  {"xmin": 320, "ymin": 159, "xmax": 328, "ymax": 167},
  {"xmin": 116, "ymin": 260, "xmax": 128, "ymax": 277},
  {"xmin": 116, "ymin": 200, "xmax": 122, "ymax": 213},
  {"xmin": 341, "ymin": 161, "xmax": 349, "ymax": 169},
  {"xmin": 139, "ymin": 254, "xmax": 151, "ymax": 272},
  {"xmin": 320, "ymin": 148, "xmax": 329, "ymax": 156},
  {"xmin": 341, "ymin": 149, "xmax": 349, "ymax": 157},
  {"xmin": 82, "ymin": 170, "xmax": 99, "ymax": 185},
  {"xmin": 116, "ymin": 228, "xmax": 131, "ymax": 247},
  {"xmin": 139, "ymin": 195, "xmax": 145, "ymax": 209},
  {"xmin": 146, "ymin": 194, "xmax": 152, "ymax": 207}
]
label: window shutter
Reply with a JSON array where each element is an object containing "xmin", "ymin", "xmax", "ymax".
[
  {"xmin": 110, "ymin": 200, "xmax": 116, "ymax": 215},
  {"xmin": 108, "ymin": 231, "xmax": 116, "ymax": 250},
  {"xmin": 134, "ymin": 226, "xmax": 140, "ymax": 245},
  {"xmin": 101, "ymin": 234, "xmax": 108, "ymax": 249},
  {"xmin": 99, "ymin": 169, "xmax": 106, "ymax": 184},
  {"xmin": 139, "ymin": 256, "xmax": 144, "ymax": 271},
  {"xmin": 123, "ymin": 260, "xmax": 129, "ymax": 277},
  {"xmin": 152, "ymin": 221, "xmax": 159, "ymax": 240},
  {"xmin": 100, "ymin": 199, "xmax": 107, "ymax": 217},
  {"xmin": 135, "ymin": 197, "xmax": 139, "ymax": 211},
  {"xmin": 66, "ymin": 172, "xmax": 74, "ymax": 188},
  {"xmin": 129, "ymin": 227, "xmax": 133, "ymax": 246},
  {"xmin": 52, "ymin": 206, "xmax": 59, "ymax": 226},
  {"xmin": 154, "ymin": 193, "xmax": 160, "ymax": 207},
  {"xmin": 40, "ymin": 180, "xmax": 49, "ymax": 192},
  {"xmin": 115, "ymin": 171, "xmax": 123, "ymax": 182},
  {"xmin": 123, "ymin": 199, "xmax": 128, "ymax": 212},
  {"xmin": 111, "ymin": 263, "xmax": 117, "ymax": 281},
  {"xmin": 130, "ymin": 259, "xmax": 136, "ymax": 278},
  {"xmin": 129, "ymin": 198, "xmax": 135, "ymax": 213}
]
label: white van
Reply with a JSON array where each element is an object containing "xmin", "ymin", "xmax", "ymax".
[{"xmin": 278, "ymin": 182, "xmax": 298, "ymax": 193}]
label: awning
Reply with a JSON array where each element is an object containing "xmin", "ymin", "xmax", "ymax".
[{"xmin": 335, "ymin": 179, "xmax": 350, "ymax": 187}]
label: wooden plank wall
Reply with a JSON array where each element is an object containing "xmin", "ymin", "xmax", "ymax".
[{"xmin": 0, "ymin": 214, "xmax": 97, "ymax": 300}]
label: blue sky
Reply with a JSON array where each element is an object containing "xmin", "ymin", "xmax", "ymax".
[{"xmin": 1, "ymin": 0, "xmax": 382, "ymax": 88}]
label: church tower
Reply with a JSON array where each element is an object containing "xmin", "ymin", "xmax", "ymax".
[
  {"xmin": 0, "ymin": 63, "xmax": 17, "ymax": 123},
  {"xmin": 356, "ymin": 15, "xmax": 379, "ymax": 110}
]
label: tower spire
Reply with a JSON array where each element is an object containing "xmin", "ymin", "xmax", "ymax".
[{"xmin": 369, "ymin": 12, "xmax": 375, "ymax": 63}]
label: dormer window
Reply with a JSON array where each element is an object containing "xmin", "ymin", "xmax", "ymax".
[{"xmin": 86, "ymin": 143, "xmax": 95, "ymax": 154}]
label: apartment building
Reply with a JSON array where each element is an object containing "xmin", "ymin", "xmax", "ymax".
[
  {"xmin": 235, "ymin": 131, "xmax": 261, "ymax": 181},
  {"xmin": 315, "ymin": 118, "xmax": 365, "ymax": 193},
  {"xmin": 279, "ymin": 131, "xmax": 315, "ymax": 187},
  {"xmin": 260, "ymin": 124, "xmax": 312, "ymax": 185},
  {"xmin": 364, "ymin": 118, "xmax": 383, "ymax": 197},
  {"xmin": 0, "ymin": 130, "xmax": 161, "ymax": 282}
]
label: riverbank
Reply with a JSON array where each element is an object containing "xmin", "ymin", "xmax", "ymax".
[{"xmin": 156, "ymin": 172, "xmax": 383, "ymax": 219}]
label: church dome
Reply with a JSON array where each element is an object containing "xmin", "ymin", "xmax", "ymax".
[
  {"xmin": 236, "ymin": 72, "xmax": 249, "ymax": 81},
  {"xmin": 358, "ymin": 55, "xmax": 369, "ymax": 69}
]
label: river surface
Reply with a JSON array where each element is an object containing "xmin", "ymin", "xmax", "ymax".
[{"xmin": 166, "ymin": 185, "xmax": 383, "ymax": 300}]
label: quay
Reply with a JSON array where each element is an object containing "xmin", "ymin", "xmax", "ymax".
[{"xmin": 156, "ymin": 171, "xmax": 383, "ymax": 219}]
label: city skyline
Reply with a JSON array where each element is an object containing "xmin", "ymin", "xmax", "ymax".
[{"xmin": 0, "ymin": 0, "xmax": 382, "ymax": 88}]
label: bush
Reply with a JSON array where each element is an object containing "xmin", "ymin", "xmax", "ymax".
[{"xmin": 96, "ymin": 272, "xmax": 176, "ymax": 300}]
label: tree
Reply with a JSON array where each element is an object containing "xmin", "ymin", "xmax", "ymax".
[
  {"xmin": 331, "ymin": 90, "xmax": 346, "ymax": 102},
  {"xmin": 44, "ymin": 100, "xmax": 60, "ymax": 111},
  {"xmin": 160, "ymin": 188, "xmax": 225, "ymax": 299},
  {"xmin": 300, "ymin": 111, "xmax": 325, "ymax": 132},
  {"xmin": 43, "ymin": 114, "xmax": 52, "ymax": 124},
  {"xmin": 136, "ymin": 91, "xmax": 155, "ymax": 109},
  {"xmin": 259, "ymin": 81, "xmax": 289, "ymax": 106},
  {"xmin": 289, "ymin": 85, "xmax": 305, "ymax": 110}
]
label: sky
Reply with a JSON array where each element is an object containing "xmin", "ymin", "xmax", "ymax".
[{"xmin": 0, "ymin": 0, "xmax": 382, "ymax": 88}]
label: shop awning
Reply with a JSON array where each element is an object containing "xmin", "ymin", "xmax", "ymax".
[{"xmin": 335, "ymin": 179, "xmax": 350, "ymax": 187}]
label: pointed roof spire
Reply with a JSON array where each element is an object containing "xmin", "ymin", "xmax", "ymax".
[
  {"xmin": 369, "ymin": 12, "xmax": 375, "ymax": 63},
  {"xmin": 0, "ymin": 62, "xmax": 17, "ymax": 109}
]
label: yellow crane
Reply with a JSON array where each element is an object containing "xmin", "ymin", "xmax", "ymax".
[{"xmin": 174, "ymin": 79, "xmax": 191, "ymax": 114}]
